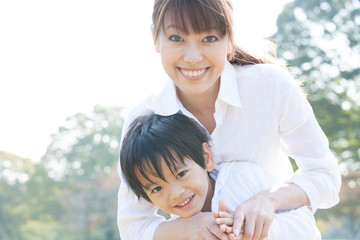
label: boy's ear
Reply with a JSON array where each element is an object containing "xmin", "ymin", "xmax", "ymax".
[
  {"xmin": 150, "ymin": 24, "xmax": 160, "ymax": 53},
  {"xmin": 202, "ymin": 143, "xmax": 215, "ymax": 172}
]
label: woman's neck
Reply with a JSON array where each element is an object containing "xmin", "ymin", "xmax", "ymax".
[
  {"xmin": 176, "ymin": 83, "xmax": 219, "ymax": 116},
  {"xmin": 176, "ymin": 80, "xmax": 220, "ymax": 133}
]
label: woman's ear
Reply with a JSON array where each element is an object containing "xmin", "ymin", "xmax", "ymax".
[
  {"xmin": 150, "ymin": 24, "xmax": 160, "ymax": 53},
  {"xmin": 202, "ymin": 143, "xmax": 216, "ymax": 172}
]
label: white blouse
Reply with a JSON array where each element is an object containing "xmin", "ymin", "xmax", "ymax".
[{"xmin": 117, "ymin": 61, "xmax": 341, "ymax": 240}]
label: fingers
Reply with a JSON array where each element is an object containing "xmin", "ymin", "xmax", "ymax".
[
  {"xmin": 232, "ymin": 207, "xmax": 245, "ymax": 236},
  {"xmin": 200, "ymin": 230, "xmax": 227, "ymax": 240},
  {"xmin": 207, "ymin": 219, "xmax": 229, "ymax": 240},
  {"xmin": 216, "ymin": 216, "xmax": 233, "ymax": 227},
  {"xmin": 219, "ymin": 200, "xmax": 232, "ymax": 214},
  {"xmin": 242, "ymin": 216, "xmax": 270, "ymax": 240},
  {"xmin": 220, "ymin": 224, "xmax": 233, "ymax": 233},
  {"xmin": 259, "ymin": 219, "xmax": 271, "ymax": 240},
  {"xmin": 214, "ymin": 210, "xmax": 233, "ymax": 234}
]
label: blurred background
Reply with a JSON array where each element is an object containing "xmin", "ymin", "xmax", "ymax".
[{"xmin": 0, "ymin": 0, "xmax": 359, "ymax": 239}]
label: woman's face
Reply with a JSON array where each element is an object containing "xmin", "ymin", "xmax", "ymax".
[{"xmin": 154, "ymin": 12, "xmax": 230, "ymax": 99}]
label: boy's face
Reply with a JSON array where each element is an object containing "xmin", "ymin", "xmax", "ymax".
[{"xmin": 136, "ymin": 143, "xmax": 215, "ymax": 217}]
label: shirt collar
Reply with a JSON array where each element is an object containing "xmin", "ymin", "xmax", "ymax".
[
  {"xmin": 154, "ymin": 61, "xmax": 242, "ymax": 115},
  {"xmin": 154, "ymin": 79, "xmax": 182, "ymax": 116},
  {"xmin": 217, "ymin": 61, "xmax": 242, "ymax": 108}
]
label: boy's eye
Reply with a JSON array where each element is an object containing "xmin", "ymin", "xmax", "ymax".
[
  {"xmin": 176, "ymin": 171, "xmax": 187, "ymax": 179},
  {"xmin": 169, "ymin": 35, "xmax": 184, "ymax": 42},
  {"xmin": 152, "ymin": 186, "xmax": 162, "ymax": 193},
  {"xmin": 203, "ymin": 35, "xmax": 218, "ymax": 42}
]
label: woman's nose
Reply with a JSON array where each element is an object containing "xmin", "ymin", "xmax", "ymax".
[{"xmin": 183, "ymin": 43, "xmax": 203, "ymax": 64}]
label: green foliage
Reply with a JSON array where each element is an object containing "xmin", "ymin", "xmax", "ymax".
[
  {"xmin": 40, "ymin": 105, "xmax": 123, "ymax": 240},
  {"xmin": 41, "ymin": 105, "xmax": 124, "ymax": 182},
  {"xmin": 0, "ymin": 105, "xmax": 124, "ymax": 240},
  {"xmin": 273, "ymin": 0, "xmax": 360, "ymax": 238},
  {"xmin": 274, "ymin": 0, "xmax": 360, "ymax": 166},
  {"xmin": 0, "ymin": 151, "xmax": 33, "ymax": 240}
]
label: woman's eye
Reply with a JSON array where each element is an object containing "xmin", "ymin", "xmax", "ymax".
[
  {"xmin": 169, "ymin": 35, "xmax": 183, "ymax": 42},
  {"xmin": 203, "ymin": 36, "xmax": 218, "ymax": 42},
  {"xmin": 177, "ymin": 171, "xmax": 187, "ymax": 179},
  {"xmin": 152, "ymin": 186, "xmax": 162, "ymax": 193}
]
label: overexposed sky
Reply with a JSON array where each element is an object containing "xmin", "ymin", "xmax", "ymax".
[{"xmin": 0, "ymin": 0, "xmax": 291, "ymax": 161}]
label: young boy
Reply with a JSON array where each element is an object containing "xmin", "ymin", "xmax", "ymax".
[{"xmin": 120, "ymin": 113, "xmax": 321, "ymax": 239}]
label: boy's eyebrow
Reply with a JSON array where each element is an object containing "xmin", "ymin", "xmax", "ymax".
[{"xmin": 143, "ymin": 182, "xmax": 154, "ymax": 190}]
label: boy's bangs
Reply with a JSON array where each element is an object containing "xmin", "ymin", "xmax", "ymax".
[
  {"xmin": 165, "ymin": 0, "xmax": 227, "ymax": 35},
  {"xmin": 136, "ymin": 147, "xmax": 184, "ymax": 186}
]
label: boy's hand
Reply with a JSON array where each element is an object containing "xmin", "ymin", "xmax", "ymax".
[
  {"xmin": 213, "ymin": 200, "xmax": 244, "ymax": 240},
  {"xmin": 188, "ymin": 212, "xmax": 230, "ymax": 240}
]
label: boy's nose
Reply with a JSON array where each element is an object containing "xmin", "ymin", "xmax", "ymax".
[
  {"xmin": 183, "ymin": 43, "xmax": 203, "ymax": 64},
  {"xmin": 169, "ymin": 184, "xmax": 185, "ymax": 200}
]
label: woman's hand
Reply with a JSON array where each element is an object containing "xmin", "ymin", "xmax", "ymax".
[{"xmin": 232, "ymin": 190, "xmax": 275, "ymax": 240}]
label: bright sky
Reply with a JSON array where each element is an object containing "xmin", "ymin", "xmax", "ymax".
[{"xmin": 0, "ymin": 0, "xmax": 291, "ymax": 161}]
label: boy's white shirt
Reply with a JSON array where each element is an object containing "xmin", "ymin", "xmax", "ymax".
[{"xmin": 117, "ymin": 62, "xmax": 340, "ymax": 239}]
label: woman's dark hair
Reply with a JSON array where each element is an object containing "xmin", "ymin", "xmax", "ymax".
[
  {"xmin": 120, "ymin": 113, "xmax": 210, "ymax": 202},
  {"xmin": 152, "ymin": 0, "xmax": 276, "ymax": 65}
]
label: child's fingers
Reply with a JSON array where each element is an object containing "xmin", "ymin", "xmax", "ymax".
[
  {"xmin": 215, "ymin": 216, "xmax": 233, "ymax": 226},
  {"xmin": 220, "ymin": 224, "xmax": 233, "ymax": 233},
  {"xmin": 228, "ymin": 232, "xmax": 244, "ymax": 240},
  {"xmin": 217, "ymin": 211, "xmax": 233, "ymax": 218}
]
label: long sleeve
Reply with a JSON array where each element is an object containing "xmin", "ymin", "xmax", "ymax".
[
  {"xmin": 268, "ymin": 206, "xmax": 321, "ymax": 240},
  {"xmin": 277, "ymin": 68, "xmax": 341, "ymax": 211},
  {"xmin": 212, "ymin": 161, "xmax": 321, "ymax": 240}
]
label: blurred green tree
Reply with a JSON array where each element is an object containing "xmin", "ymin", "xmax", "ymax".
[
  {"xmin": 273, "ymin": 0, "xmax": 360, "ymax": 238},
  {"xmin": 0, "ymin": 151, "xmax": 32, "ymax": 240},
  {"xmin": 273, "ymin": 0, "xmax": 360, "ymax": 165},
  {"xmin": 40, "ymin": 105, "xmax": 124, "ymax": 240}
]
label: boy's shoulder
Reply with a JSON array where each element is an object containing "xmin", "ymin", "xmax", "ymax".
[{"xmin": 217, "ymin": 161, "xmax": 277, "ymax": 189}]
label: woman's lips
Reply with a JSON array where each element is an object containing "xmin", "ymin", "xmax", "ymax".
[{"xmin": 178, "ymin": 67, "xmax": 209, "ymax": 80}]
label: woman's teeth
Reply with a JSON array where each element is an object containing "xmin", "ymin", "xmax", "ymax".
[{"xmin": 181, "ymin": 69, "xmax": 206, "ymax": 77}]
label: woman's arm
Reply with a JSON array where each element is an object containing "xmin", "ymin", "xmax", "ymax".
[
  {"xmin": 212, "ymin": 161, "xmax": 323, "ymax": 240},
  {"xmin": 229, "ymin": 66, "xmax": 341, "ymax": 239},
  {"xmin": 232, "ymin": 183, "xmax": 309, "ymax": 239},
  {"xmin": 269, "ymin": 205, "xmax": 321, "ymax": 240},
  {"xmin": 215, "ymin": 197, "xmax": 320, "ymax": 240},
  {"xmin": 277, "ymin": 66, "xmax": 341, "ymax": 211}
]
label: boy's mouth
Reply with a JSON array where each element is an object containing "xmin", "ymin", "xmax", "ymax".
[{"xmin": 175, "ymin": 194, "xmax": 194, "ymax": 208}]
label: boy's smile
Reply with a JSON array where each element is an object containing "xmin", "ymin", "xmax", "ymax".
[{"xmin": 135, "ymin": 144, "xmax": 216, "ymax": 218}]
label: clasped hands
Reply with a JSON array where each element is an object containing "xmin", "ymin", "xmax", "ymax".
[{"xmin": 212, "ymin": 198, "xmax": 275, "ymax": 240}]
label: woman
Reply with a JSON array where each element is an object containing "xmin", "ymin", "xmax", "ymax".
[{"xmin": 117, "ymin": 0, "xmax": 341, "ymax": 239}]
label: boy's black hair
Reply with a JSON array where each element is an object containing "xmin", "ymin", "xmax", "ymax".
[{"xmin": 120, "ymin": 113, "xmax": 210, "ymax": 202}]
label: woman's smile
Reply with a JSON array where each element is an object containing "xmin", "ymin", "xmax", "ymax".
[{"xmin": 178, "ymin": 67, "xmax": 209, "ymax": 80}]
